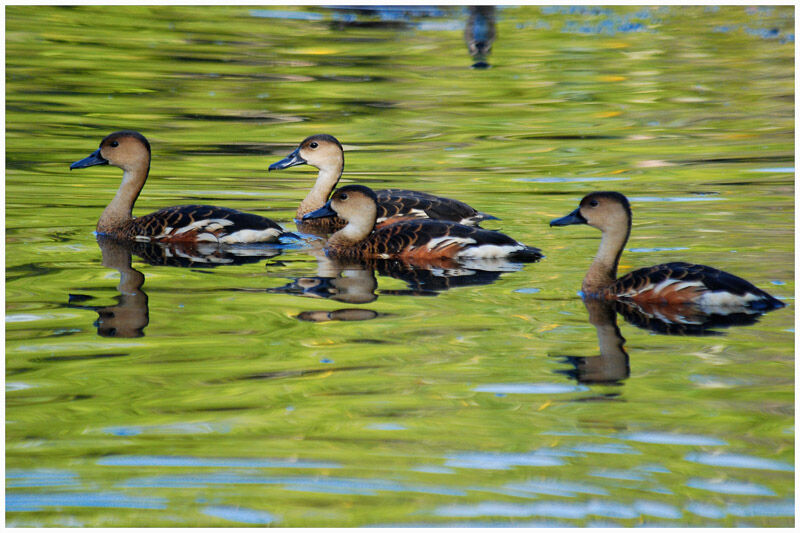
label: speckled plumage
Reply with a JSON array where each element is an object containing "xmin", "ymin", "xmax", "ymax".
[
  {"xmin": 104, "ymin": 204, "xmax": 285, "ymax": 244},
  {"xmin": 551, "ymin": 191, "xmax": 785, "ymax": 311},
  {"xmin": 71, "ymin": 131, "xmax": 290, "ymax": 245},
  {"xmin": 303, "ymin": 185, "xmax": 541, "ymax": 264},
  {"xmin": 269, "ymin": 134, "xmax": 497, "ymax": 234}
]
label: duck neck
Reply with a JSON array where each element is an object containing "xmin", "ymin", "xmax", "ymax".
[
  {"xmin": 328, "ymin": 210, "xmax": 375, "ymax": 248},
  {"xmin": 297, "ymin": 156, "xmax": 344, "ymax": 218},
  {"xmin": 583, "ymin": 219, "xmax": 630, "ymax": 294},
  {"xmin": 97, "ymin": 161, "xmax": 149, "ymax": 233}
]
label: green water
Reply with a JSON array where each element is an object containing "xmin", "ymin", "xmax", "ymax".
[{"xmin": 6, "ymin": 5, "xmax": 794, "ymax": 527}]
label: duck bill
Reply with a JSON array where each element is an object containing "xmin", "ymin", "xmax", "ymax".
[
  {"xmin": 268, "ymin": 147, "xmax": 306, "ymax": 171},
  {"xmin": 550, "ymin": 208, "xmax": 587, "ymax": 227},
  {"xmin": 302, "ymin": 201, "xmax": 337, "ymax": 220},
  {"xmin": 70, "ymin": 148, "xmax": 108, "ymax": 169}
]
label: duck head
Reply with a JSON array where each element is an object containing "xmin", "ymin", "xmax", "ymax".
[
  {"xmin": 268, "ymin": 134, "xmax": 343, "ymax": 173},
  {"xmin": 303, "ymin": 185, "xmax": 378, "ymax": 243},
  {"xmin": 550, "ymin": 191, "xmax": 631, "ymax": 232},
  {"xmin": 70, "ymin": 131, "xmax": 151, "ymax": 173}
]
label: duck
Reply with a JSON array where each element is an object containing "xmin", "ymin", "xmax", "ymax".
[
  {"xmin": 550, "ymin": 191, "xmax": 785, "ymax": 311},
  {"xmin": 302, "ymin": 184, "xmax": 542, "ymax": 263},
  {"xmin": 71, "ymin": 131, "xmax": 292, "ymax": 244},
  {"xmin": 268, "ymin": 134, "xmax": 498, "ymax": 232}
]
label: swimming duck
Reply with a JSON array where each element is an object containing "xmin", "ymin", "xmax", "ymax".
[
  {"xmin": 71, "ymin": 131, "xmax": 291, "ymax": 244},
  {"xmin": 303, "ymin": 184, "xmax": 542, "ymax": 263},
  {"xmin": 550, "ymin": 191, "xmax": 785, "ymax": 310},
  {"xmin": 268, "ymin": 134, "xmax": 498, "ymax": 232}
]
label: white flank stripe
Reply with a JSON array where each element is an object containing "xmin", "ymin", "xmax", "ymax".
[
  {"xmin": 456, "ymin": 244, "xmax": 522, "ymax": 259},
  {"xmin": 697, "ymin": 291, "xmax": 761, "ymax": 308},
  {"xmin": 651, "ymin": 279, "xmax": 679, "ymax": 295},
  {"xmin": 174, "ymin": 218, "xmax": 234, "ymax": 235},
  {"xmin": 426, "ymin": 236, "xmax": 476, "ymax": 250},
  {"xmin": 218, "ymin": 228, "xmax": 281, "ymax": 244},
  {"xmin": 672, "ymin": 281, "xmax": 705, "ymax": 292}
]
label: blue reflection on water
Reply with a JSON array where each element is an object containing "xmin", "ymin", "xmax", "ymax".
[
  {"xmin": 687, "ymin": 478, "xmax": 775, "ymax": 496},
  {"xmin": 249, "ymin": 10, "xmax": 324, "ymax": 21},
  {"xmin": 590, "ymin": 470, "xmax": 648, "ymax": 481},
  {"xmin": 366, "ymin": 423, "xmax": 407, "ymax": 431},
  {"xmin": 621, "ymin": 432, "xmax": 727, "ymax": 446},
  {"xmin": 435, "ymin": 499, "xmax": 640, "ymax": 519},
  {"xmin": 6, "ymin": 492, "xmax": 166, "ymax": 512},
  {"xmin": 628, "ymin": 247, "xmax": 689, "ymax": 253},
  {"xmin": 503, "ymin": 479, "xmax": 608, "ymax": 497},
  {"xmin": 629, "ymin": 196, "xmax": 725, "ymax": 202},
  {"xmin": 202, "ymin": 505, "xmax": 276, "ymax": 524},
  {"xmin": 120, "ymin": 473, "xmax": 465, "ymax": 496},
  {"xmin": 474, "ymin": 383, "xmax": 589, "ymax": 394},
  {"xmin": 6, "ymin": 469, "xmax": 80, "ymax": 488},
  {"xmin": 684, "ymin": 452, "xmax": 793, "ymax": 472},
  {"xmin": 748, "ymin": 167, "xmax": 794, "ymax": 173},
  {"xmin": 445, "ymin": 450, "xmax": 574, "ymax": 470},
  {"xmin": 98, "ymin": 455, "xmax": 340, "ymax": 469},
  {"xmin": 515, "ymin": 177, "xmax": 629, "ymax": 183},
  {"xmin": 571, "ymin": 443, "xmax": 640, "ymax": 455}
]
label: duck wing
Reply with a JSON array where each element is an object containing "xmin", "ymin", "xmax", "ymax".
[
  {"xmin": 613, "ymin": 262, "xmax": 784, "ymax": 310},
  {"xmin": 130, "ymin": 205, "xmax": 287, "ymax": 244},
  {"xmin": 375, "ymin": 189, "xmax": 497, "ymax": 226}
]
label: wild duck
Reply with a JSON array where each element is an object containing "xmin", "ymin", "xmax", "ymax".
[
  {"xmin": 302, "ymin": 184, "xmax": 541, "ymax": 263},
  {"xmin": 268, "ymin": 134, "xmax": 498, "ymax": 232},
  {"xmin": 71, "ymin": 131, "xmax": 291, "ymax": 244},
  {"xmin": 550, "ymin": 191, "xmax": 785, "ymax": 311}
]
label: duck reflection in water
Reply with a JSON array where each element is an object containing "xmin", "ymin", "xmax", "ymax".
[
  {"xmin": 559, "ymin": 295, "xmax": 784, "ymax": 386},
  {"xmin": 465, "ymin": 6, "xmax": 496, "ymax": 69},
  {"xmin": 68, "ymin": 237, "xmax": 149, "ymax": 338},
  {"xmin": 68, "ymin": 237, "xmax": 286, "ymax": 337},
  {"xmin": 270, "ymin": 252, "xmax": 523, "ymax": 306}
]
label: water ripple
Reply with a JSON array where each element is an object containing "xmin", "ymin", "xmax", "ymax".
[
  {"xmin": 687, "ymin": 477, "xmax": 775, "ymax": 496},
  {"xmin": 621, "ymin": 432, "xmax": 727, "ymax": 446},
  {"xmin": 474, "ymin": 383, "xmax": 589, "ymax": 394},
  {"xmin": 202, "ymin": 505, "xmax": 277, "ymax": 524},
  {"xmin": 98, "ymin": 455, "xmax": 340, "ymax": 469},
  {"xmin": 6, "ymin": 492, "xmax": 167, "ymax": 512},
  {"xmin": 684, "ymin": 452, "xmax": 793, "ymax": 472},
  {"xmin": 445, "ymin": 451, "xmax": 573, "ymax": 470}
]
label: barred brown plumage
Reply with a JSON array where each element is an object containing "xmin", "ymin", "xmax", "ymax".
[
  {"xmin": 550, "ymin": 191, "xmax": 785, "ymax": 311},
  {"xmin": 268, "ymin": 134, "xmax": 498, "ymax": 234},
  {"xmin": 302, "ymin": 185, "xmax": 542, "ymax": 263},
  {"xmin": 71, "ymin": 131, "xmax": 291, "ymax": 244}
]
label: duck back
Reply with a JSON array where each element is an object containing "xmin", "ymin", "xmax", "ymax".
[
  {"xmin": 329, "ymin": 219, "xmax": 540, "ymax": 262},
  {"xmin": 108, "ymin": 204, "xmax": 286, "ymax": 244},
  {"xmin": 611, "ymin": 262, "xmax": 785, "ymax": 310}
]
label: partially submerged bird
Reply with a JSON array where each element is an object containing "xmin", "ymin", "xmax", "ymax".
[
  {"xmin": 465, "ymin": 6, "xmax": 496, "ymax": 69},
  {"xmin": 268, "ymin": 134, "xmax": 497, "ymax": 232},
  {"xmin": 303, "ymin": 184, "xmax": 541, "ymax": 264},
  {"xmin": 71, "ymin": 130, "xmax": 291, "ymax": 244},
  {"xmin": 550, "ymin": 191, "xmax": 785, "ymax": 311}
]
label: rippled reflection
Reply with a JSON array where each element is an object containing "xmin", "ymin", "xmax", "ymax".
[
  {"xmin": 67, "ymin": 237, "xmax": 149, "ymax": 338},
  {"xmin": 271, "ymin": 254, "xmax": 527, "ymax": 309},
  {"xmin": 67, "ymin": 237, "xmax": 287, "ymax": 337},
  {"xmin": 465, "ymin": 6, "xmax": 496, "ymax": 68},
  {"xmin": 560, "ymin": 295, "xmax": 788, "ymax": 385}
]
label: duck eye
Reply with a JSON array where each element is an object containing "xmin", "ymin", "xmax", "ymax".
[
  {"xmin": 589, "ymin": 200, "xmax": 599, "ymax": 207},
  {"xmin": 309, "ymin": 141, "xmax": 318, "ymax": 149},
  {"xmin": 339, "ymin": 193, "xmax": 348, "ymax": 200},
  {"xmin": 110, "ymin": 141, "xmax": 119, "ymax": 148}
]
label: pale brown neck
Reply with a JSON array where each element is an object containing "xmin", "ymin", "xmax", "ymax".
[
  {"xmin": 581, "ymin": 298, "xmax": 629, "ymax": 383},
  {"xmin": 296, "ymin": 159, "xmax": 343, "ymax": 218},
  {"xmin": 582, "ymin": 221, "xmax": 630, "ymax": 293},
  {"xmin": 328, "ymin": 206, "xmax": 376, "ymax": 247},
  {"xmin": 97, "ymin": 161, "xmax": 149, "ymax": 233}
]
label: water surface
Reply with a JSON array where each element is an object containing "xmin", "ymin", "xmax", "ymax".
[{"xmin": 6, "ymin": 5, "xmax": 794, "ymax": 527}]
